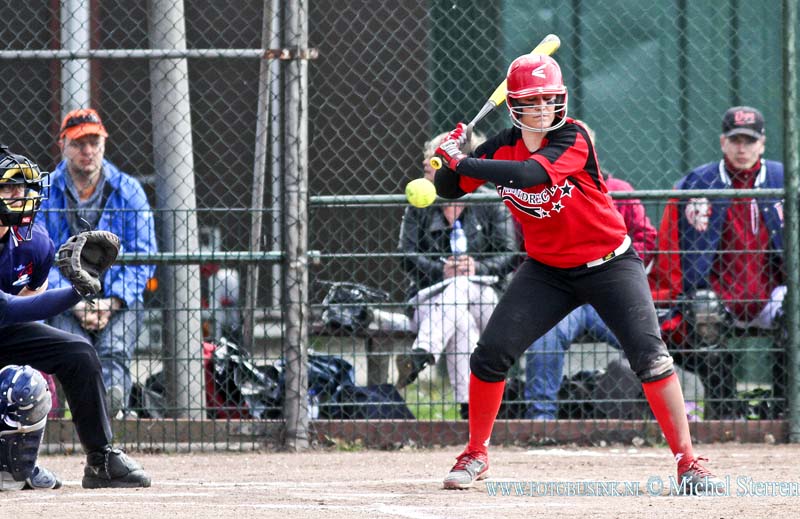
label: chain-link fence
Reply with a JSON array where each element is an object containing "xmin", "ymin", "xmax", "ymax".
[{"xmin": 0, "ymin": 1, "xmax": 797, "ymax": 451}]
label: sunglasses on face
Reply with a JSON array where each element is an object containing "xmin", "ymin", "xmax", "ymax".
[{"xmin": 62, "ymin": 113, "xmax": 101, "ymax": 131}]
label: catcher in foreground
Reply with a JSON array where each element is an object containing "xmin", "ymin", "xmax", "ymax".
[{"xmin": 0, "ymin": 146, "xmax": 150, "ymax": 490}]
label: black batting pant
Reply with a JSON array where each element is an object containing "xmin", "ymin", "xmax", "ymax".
[
  {"xmin": 472, "ymin": 248, "xmax": 670, "ymax": 382},
  {"xmin": 0, "ymin": 322, "xmax": 113, "ymax": 452}
]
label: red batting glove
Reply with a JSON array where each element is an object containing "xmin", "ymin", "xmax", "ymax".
[
  {"xmin": 446, "ymin": 122, "xmax": 468, "ymax": 145},
  {"xmin": 435, "ymin": 138, "xmax": 467, "ymax": 170},
  {"xmin": 432, "ymin": 123, "xmax": 468, "ymax": 170}
]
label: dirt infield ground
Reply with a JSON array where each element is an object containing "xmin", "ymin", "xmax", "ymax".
[{"xmin": 8, "ymin": 444, "xmax": 800, "ymax": 518}]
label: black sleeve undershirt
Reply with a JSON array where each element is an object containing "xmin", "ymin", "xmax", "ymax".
[
  {"xmin": 456, "ymin": 157, "xmax": 551, "ymax": 189},
  {"xmin": 434, "ymin": 157, "xmax": 551, "ymax": 200}
]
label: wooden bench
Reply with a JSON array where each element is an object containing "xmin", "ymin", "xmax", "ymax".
[{"xmin": 310, "ymin": 307, "xmax": 416, "ymax": 385}]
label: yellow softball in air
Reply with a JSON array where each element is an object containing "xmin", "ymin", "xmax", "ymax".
[{"xmin": 405, "ymin": 178, "xmax": 437, "ymax": 208}]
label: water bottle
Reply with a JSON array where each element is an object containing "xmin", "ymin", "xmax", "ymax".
[
  {"xmin": 449, "ymin": 220, "xmax": 468, "ymax": 255},
  {"xmin": 308, "ymin": 388, "xmax": 320, "ymax": 420}
]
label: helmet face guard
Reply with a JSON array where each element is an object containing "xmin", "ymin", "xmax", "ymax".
[
  {"xmin": 0, "ymin": 145, "xmax": 49, "ymax": 240},
  {"xmin": 505, "ymin": 54, "xmax": 568, "ymax": 132}
]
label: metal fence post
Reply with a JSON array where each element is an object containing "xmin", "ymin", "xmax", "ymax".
[
  {"xmin": 243, "ymin": 1, "xmax": 274, "ymax": 354},
  {"xmin": 149, "ymin": 0, "xmax": 204, "ymax": 419},
  {"xmin": 60, "ymin": 0, "xmax": 90, "ymax": 111},
  {"xmin": 282, "ymin": 0, "xmax": 310, "ymax": 450},
  {"xmin": 782, "ymin": 0, "xmax": 800, "ymax": 441}
]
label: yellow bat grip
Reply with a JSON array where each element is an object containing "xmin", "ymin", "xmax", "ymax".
[
  {"xmin": 487, "ymin": 81, "xmax": 508, "ymax": 109},
  {"xmin": 430, "ymin": 156, "xmax": 443, "ymax": 170}
]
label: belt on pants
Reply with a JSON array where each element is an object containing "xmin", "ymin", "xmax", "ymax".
[{"xmin": 585, "ymin": 235, "xmax": 632, "ymax": 268}]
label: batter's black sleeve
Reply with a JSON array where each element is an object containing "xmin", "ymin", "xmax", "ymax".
[
  {"xmin": 456, "ymin": 158, "xmax": 550, "ymax": 188},
  {"xmin": 433, "ymin": 165, "xmax": 468, "ymax": 199}
]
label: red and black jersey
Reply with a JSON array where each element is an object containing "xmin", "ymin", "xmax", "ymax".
[{"xmin": 455, "ymin": 119, "xmax": 628, "ymax": 268}]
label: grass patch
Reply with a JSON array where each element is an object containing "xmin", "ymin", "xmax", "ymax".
[
  {"xmin": 328, "ymin": 437, "xmax": 365, "ymax": 451},
  {"xmin": 400, "ymin": 378, "xmax": 461, "ymax": 421}
]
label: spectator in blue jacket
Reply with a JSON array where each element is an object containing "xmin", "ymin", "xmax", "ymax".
[{"xmin": 40, "ymin": 108, "xmax": 157, "ymax": 417}]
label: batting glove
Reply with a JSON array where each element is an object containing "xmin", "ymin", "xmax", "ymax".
[
  {"xmin": 445, "ymin": 122, "xmax": 468, "ymax": 146},
  {"xmin": 435, "ymin": 123, "xmax": 469, "ymax": 170},
  {"xmin": 435, "ymin": 139, "xmax": 466, "ymax": 171}
]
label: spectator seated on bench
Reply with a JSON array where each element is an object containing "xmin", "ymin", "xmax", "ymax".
[{"xmin": 395, "ymin": 131, "xmax": 519, "ymax": 419}]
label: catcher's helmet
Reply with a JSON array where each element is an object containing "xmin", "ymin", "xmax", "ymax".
[
  {"xmin": 0, "ymin": 364, "xmax": 52, "ymax": 427},
  {"xmin": 505, "ymin": 54, "xmax": 568, "ymax": 132},
  {"xmin": 0, "ymin": 145, "xmax": 48, "ymax": 240}
]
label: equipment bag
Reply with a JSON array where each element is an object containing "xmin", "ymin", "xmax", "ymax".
[
  {"xmin": 306, "ymin": 354, "xmax": 356, "ymax": 401},
  {"xmin": 557, "ymin": 369, "xmax": 601, "ymax": 419},
  {"xmin": 319, "ymin": 281, "xmax": 389, "ymax": 331},
  {"xmin": 131, "ymin": 338, "xmax": 283, "ymax": 419},
  {"xmin": 591, "ymin": 357, "xmax": 651, "ymax": 419},
  {"xmin": 497, "ymin": 377, "xmax": 527, "ymax": 419},
  {"xmin": 324, "ymin": 383, "xmax": 415, "ymax": 420},
  {"xmin": 205, "ymin": 338, "xmax": 283, "ymax": 419}
]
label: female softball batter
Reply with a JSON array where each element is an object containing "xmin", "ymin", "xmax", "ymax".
[{"xmin": 433, "ymin": 53, "xmax": 723, "ymax": 494}]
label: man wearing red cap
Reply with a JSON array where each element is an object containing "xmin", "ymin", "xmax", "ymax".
[
  {"xmin": 37, "ymin": 108, "xmax": 156, "ymax": 487},
  {"xmin": 42, "ymin": 108, "xmax": 157, "ymax": 419}
]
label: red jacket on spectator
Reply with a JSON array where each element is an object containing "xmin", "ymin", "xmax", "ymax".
[{"xmin": 605, "ymin": 174, "xmax": 657, "ymax": 267}]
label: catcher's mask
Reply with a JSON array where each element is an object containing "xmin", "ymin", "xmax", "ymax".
[
  {"xmin": 0, "ymin": 145, "xmax": 49, "ymax": 241},
  {"xmin": 683, "ymin": 288, "xmax": 729, "ymax": 349}
]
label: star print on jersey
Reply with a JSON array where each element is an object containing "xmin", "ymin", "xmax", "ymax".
[{"xmin": 497, "ymin": 179, "xmax": 577, "ymax": 219}]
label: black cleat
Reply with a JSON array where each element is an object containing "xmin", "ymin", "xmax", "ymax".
[{"xmin": 82, "ymin": 447, "xmax": 151, "ymax": 489}]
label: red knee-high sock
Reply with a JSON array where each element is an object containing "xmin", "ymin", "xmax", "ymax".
[
  {"xmin": 467, "ymin": 373, "xmax": 506, "ymax": 455},
  {"xmin": 642, "ymin": 372, "xmax": 694, "ymax": 468}
]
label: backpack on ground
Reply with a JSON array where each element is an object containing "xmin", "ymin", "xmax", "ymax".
[{"xmin": 324, "ymin": 383, "xmax": 415, "ymax": 420}]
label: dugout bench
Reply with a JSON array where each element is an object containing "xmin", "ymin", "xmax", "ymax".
[{"xmin": 310, "ymin": 306, "xmax": 416, "ymax": 386}]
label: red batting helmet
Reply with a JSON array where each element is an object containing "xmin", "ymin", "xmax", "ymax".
[{"xmin": 505, "ymin": 54, "xmax": 568, "ymax": 132}]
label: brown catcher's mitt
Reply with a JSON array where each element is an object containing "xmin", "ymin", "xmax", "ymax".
[{"xmin": 55, "ymin": 230, "xmax": 121, "ymax": 297}]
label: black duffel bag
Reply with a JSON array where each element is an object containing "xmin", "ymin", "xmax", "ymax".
[{"xmin": 324, "ymin": 383, "xmax": 415, "ymax": 420}]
